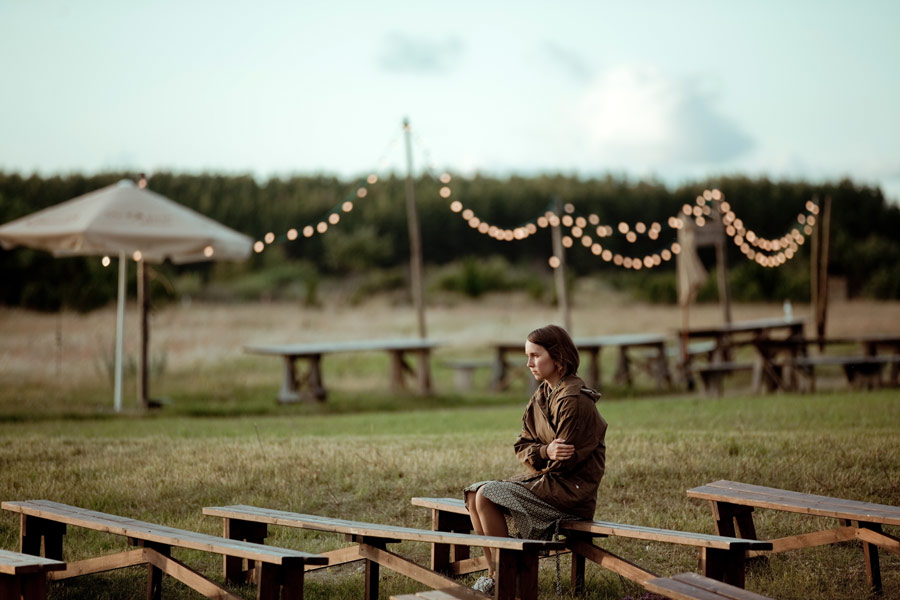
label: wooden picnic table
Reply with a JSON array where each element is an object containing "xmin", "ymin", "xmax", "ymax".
[
  {"xmin": 678, "ymin": 317, "xmax": 807, "ymax": 394},
  {"xmin": 245, "ymin": 338, "xmax": 440, "ymax": 403},
  {"xmin": 750, "ymin": 333, "xmax": 900, "ymax": 392},
  {"xmin": 491, "ymin": 333, "xmax": 671, "ymax": 392}
]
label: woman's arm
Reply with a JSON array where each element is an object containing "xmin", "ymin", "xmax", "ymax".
[{"xmin": 539, "ymin": 394, "xmax": 603, "ymax": 473}]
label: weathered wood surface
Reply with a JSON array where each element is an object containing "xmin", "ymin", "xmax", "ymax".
[
  {"xmin": 411, "ymin": 497, "xmax": 769, "ymax": 550},
  {"xmin": 645, "ymin": 572, "xmax": 774, "ymax": 600},
  {"xmin": 0, "ymin": 549, "xmax": 65, "ymax": 576},
  {"xmin": 687, "ymin": 480, "xmax": 900, "ymax": 525},
  {"xmin": 204, "ymin": 504, "xmax": 563, "ymax": 551},
  {"xmin": 688, "ymin": 480, "xmax": 900, "ymax": 594},
  {"xmin": 3, "ymin": 500, "xmax": 326, "ymax": 565},
  {"xmin": 245, "ymin": 338, "xmax": 441, "ymax": 357}
]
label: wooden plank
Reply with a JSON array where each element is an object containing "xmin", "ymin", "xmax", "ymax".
[
  {"xmin": 357, "ymin": 543, "xmax": 486, "ymax": 600},
  {"xmin": 687, "ymin": 482, "xmax": 900, "ymax": 525},
  {"xmin": 672, "ymin": 572, "xmax": 773, "ymax": 600},
  {"xmin": 47, "ymin": 548, "xmax": 147, "ymax": 580},
  {"xmin": 203, "ymin": 505, "xmax": 562, "ymax": 551},
  {"xmin": 447, "ymin": 555, "xmax": 489, "ymax": 576},
  {"xmin": 561, "ymin": 520, "xmax": 770, "ymax": 550},
  {"xmin": 566, "ymin": 538, "xmax": 657, "ymax": 585},
  {"xmin": 0, "ymin": 549, "xmax": 65, "ymax": 576},
  {"xmin": 304, "ymin": 545, "xmax": 363, "ymax": 571},
  {"xmin": 756, "ymin": 526, "xmax": 857, "ymax": 554},
  {"xmin": 646, "ymin": 572, "xmax": 775, "ymax": 600},
  {"xmin": 856, "ymin": 525, "xmax": 900, "ymax": 556},
  {"xmin": 2, "ymin": 501, "xmax": 326, "ymax": 565},
  {"xmin": 143, "ymin": 549, "xmax": 244, "ymax": 600},
  {"xmin": 245, "ymin": 338, "xmax": 441, "ymax": 357}
]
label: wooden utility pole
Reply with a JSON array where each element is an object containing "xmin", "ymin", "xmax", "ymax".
[
  {"xmin": 816, "ymin": 196, "xmax": 832, "ymax": 342},
  {"xmin": 403, "ymin": 118, "xmax": 427, "ymax": 339},
  {"xmin": 551, "ymin": 197, "xmax": 571, "ymax": 332}
]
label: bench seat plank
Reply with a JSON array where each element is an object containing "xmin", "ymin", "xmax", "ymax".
[
  {"xmin": 687, "ymin": 480, "xmax": 900, "ymax": 525},
  {"xmin": 3, "ymin": 500, "xmax": 326, "ymax": 565},
  {"xmin": 0, "ymin": 549, "xmax": 65, "ymax": 576},
  {"xmin": 646, "ymin": 572, "xmax": 773, "ymax": 600},
  {"xmin": 203, "ymin": 505, "xmax": 563, "ymax": 551},
  {"xmin": 411, "ymin": 497, "xmax": 770, "ymax": 550}
]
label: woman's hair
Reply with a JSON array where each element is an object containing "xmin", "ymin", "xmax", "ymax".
[{"xmin": 527, "ymin": 324, "xmax": 579, "ymax": 378}]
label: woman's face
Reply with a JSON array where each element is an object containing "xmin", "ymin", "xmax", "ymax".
[{"xmin": 525, "ymin": 340, "xmax": 559, "ymax": 383}]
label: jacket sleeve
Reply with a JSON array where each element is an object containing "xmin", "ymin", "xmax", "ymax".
[
  {"xmin": 541, "ymin": 393, "xmax": 602, "ymax": 473},
  {"xmin": 513, "ymin": 401, "xmax": 550, "ymax": 473}
]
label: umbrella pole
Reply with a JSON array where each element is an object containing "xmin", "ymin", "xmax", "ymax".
[{"xmin": 114, "ymin": 252, "xmax": 126, "ymax": 412}]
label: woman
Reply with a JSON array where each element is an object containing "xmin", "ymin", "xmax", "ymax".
[{"xmin": 465, "ymin": 325, "xmax": 607, "ymax": 594}]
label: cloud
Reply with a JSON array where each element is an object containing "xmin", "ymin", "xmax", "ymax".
[
  {"xmin": 377, "ymin": 33, "xmax": 463, "ymax": 74},
  {"xmin": 540, "ymin": 41, "xmax": 592, "ymax": 83},
  {"xmin": 575, "ymin": 65, "xmax": 754, "ymax": 168}
]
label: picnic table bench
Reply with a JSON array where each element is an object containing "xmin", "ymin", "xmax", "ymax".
[
  {"xmin": 687, "ymin": 479, "xmax": 900, "ymax": 594},
  {"xmin": 691, "ymin": 362, "xmax": 755, "ymax": 397},
  {"xmin": 491, "ymin": 333, "xmax": 672, "ymax": 392},
  {"xmin": 679, "ymin": 317, "xmax": 807, "ymax": 395},
  {"xmin": 245, "ymin": 338, "xmax": 440, "ymax": 403},
  {"xmin": 1, "ymin": 500, "xmax": 326, "ymax": 600},
  {"xmin": 203, "ymin": 504, "xmax": 564, "ymax": 600},
  {"xmin": 410, "ymin": 497, "xmax": 771, "ymax": 591},
  {"xmin": 644, "ymin": 572, "xmax": 774, "ymax": 600},
  {"xmin": 790, "ymin": 354, "xmax": 900, "ymax": 391},
  {"xmin": 0, "ymin": 548, "xmax": 65, "ymax": 600}
]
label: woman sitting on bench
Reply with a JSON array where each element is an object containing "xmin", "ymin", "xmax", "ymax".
[{"xmin": 465, "ymin": 324, "xmax": 608, "ymax": 595}]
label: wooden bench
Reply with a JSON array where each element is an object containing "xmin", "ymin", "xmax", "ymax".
[
  {"xmin": 687, "ymin": 479, "xmax": 900, "ymax": 594},
  {"xmin": 790, "ymin": 354, "xmax": 900, "ymax": 391},
  {"xmin": 443, "ymin": 359, "xmax": 493, "ymax": 392},
  {"xmin": 2, "ymin": 500, "xmax": 326, "ymax": 600},
  {"xmin": 645, "ymin": 572, "xmax": 774, "ymax": 600},
  {"xmin": 411, "ymin": 497, "xmax": 771, "ymax": 592},
  {"xmin": 0, "ymin": 548, "xmax": 65, "ymax": 600},
  {"xmin": 203, "ymin": 504, "xmax": 565, "ymax": 600},
  {"xmin": 691, "ymin": 362, "xmax": 754, "ymax": 397},
  {"xmin": 245, "ymin": 338, "xmax": 441, "ymax": 403}
]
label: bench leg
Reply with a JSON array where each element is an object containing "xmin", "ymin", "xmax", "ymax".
[
  {"xmin": 430, "ymin": 509, "xmax": 471, "ymax": 574},
  {"xmin": 711, "ymin": 502, "xmax": 756, "ymax": 540},
  {"xmin": 495, "ymin": 548, "xmax": 538, "ymax": 600},
  {"xmin": 571, "ymin": 550, "xmax": 586, "ymax": 595},
  {"xmin": 223, "ymin": 518, "xmax": 269, "ymax": 585},
  {"xmin": 700, "ymin": 547, "xmax": 745, "ymax": 588},
  {"xmin": 20, "ymin": 515, "xmax": 66, "ymax": 561},
  {"xmin": 857, "ymin": 522, "xmax": 883, "ymax": 594},
  {"xmin": 138, "ymin": 542, "xmax": 170, "ymax": 600}
]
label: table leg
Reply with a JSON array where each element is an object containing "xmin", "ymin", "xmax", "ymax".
[
  {"xmin": 415, "ymin": 349, "xmax": 433, "ymax": 395},
  {"xmin": 614, "ymin": 347, "xmax": 631, "ymax": 386},
  {"xmin": 857, "ymin": 522, "xmax": 883, "ymax": 594},
  {"xmin": 277, "ymin": 356, "xmax": 302, "ymax": 403},
  {"xmin": 491, "ymin": 348, "xmax": 509, "ymax": 391}
]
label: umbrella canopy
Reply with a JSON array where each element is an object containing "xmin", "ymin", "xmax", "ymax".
[
  {"xmin": 0, "ymin": 179, "xmax": 253, "ymax": 412},
  {"xmin": 0, "ymin": 179, "xmax": 251, "ymax": 263}
]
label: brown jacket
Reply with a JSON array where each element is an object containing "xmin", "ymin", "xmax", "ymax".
[{"xmin": 511, "ymin": 375, "xmax": 607, "ymax": 520}]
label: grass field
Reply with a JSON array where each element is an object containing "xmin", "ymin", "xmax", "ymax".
[{"xmin": 1, "ymin": 293, "xmax": 899, "ymax": 599}]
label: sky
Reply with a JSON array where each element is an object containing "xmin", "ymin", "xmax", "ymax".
[{"xmin": 2, "ymin": 1, "xmax": 899, "ymax": 203}]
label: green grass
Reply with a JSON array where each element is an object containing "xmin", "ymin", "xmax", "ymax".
[{"xmin": 0, "ymin": 372, "xmax": 898, "ymax": 598}]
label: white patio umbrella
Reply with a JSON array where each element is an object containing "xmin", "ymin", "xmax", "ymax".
[{"xmin": 0, "ymin": 179, "xmax": 253, "ymax": 411}]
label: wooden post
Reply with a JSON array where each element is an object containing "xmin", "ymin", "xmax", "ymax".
[
  {"xmin": 810, "ymin": 196, "xmax": 820, "ymax": 345},
  {"xmin": 551, "ymin": 197, "xmax": 571, "ymax": 332},
  {"xmin": 114, "ymin": 252, "xmax": 126, "ymax": 413},
  {"xmin": 816, "ymin": 196, "xmax": 832, "ymax": 342},
  {"xmin": 402, "ymin": 118, "xmax": 427, "ymax": 340}
]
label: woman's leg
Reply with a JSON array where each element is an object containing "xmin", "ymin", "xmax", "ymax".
[{"xmin": 466, "ymin": 488, "xmax": 509, "ymax": 577}]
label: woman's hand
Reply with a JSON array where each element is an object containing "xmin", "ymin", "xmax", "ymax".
[{"xmin": 547, "ymin": 438, "xmax": 574, "ymax": 461}]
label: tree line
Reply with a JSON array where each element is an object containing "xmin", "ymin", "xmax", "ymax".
[{"xmin": 1, "ymin": 170, "xmax": 898, "ymax": 311}]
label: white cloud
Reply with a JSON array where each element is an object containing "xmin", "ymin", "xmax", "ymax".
[{"xmin": 574, "ymin": 65, "xmax": 754, "ymax": 169}]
